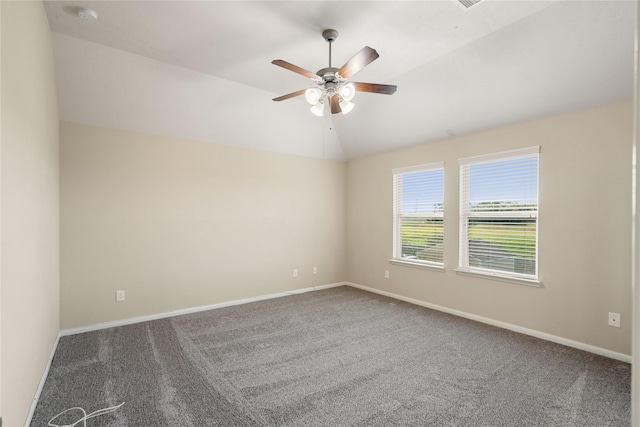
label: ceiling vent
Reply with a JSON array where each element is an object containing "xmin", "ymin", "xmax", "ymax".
[{"xmin": 458, "ymin": 0, "xmax": 482, "ymax": 9}]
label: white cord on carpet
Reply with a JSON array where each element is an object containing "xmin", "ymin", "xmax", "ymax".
[{"xmin": 47, "ymin": 402, "xmax": 125, "ymax": 427}]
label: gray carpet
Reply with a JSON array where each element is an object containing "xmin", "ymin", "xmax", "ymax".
[{"xmin": 31, "ymin": 286, "xmax": 630, "ymax": 426}]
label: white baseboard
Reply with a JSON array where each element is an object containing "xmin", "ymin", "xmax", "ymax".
[
  {"xmin": 345, "ymin": 282, "xmax": 632, "ymax": 364},
  {"xmin": 60, "ymin": 282, "xmax": 346, "ymax": 337},
  {"xmin": 24, "ymin": 333, "xmax": 61, "ymax": 427}
]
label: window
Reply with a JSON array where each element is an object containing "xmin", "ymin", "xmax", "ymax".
[
  {"xmin": 458, "ymin": 147, "xmax": 539, "ymax": 283},
  {"xmin": 392, "ymin": 162, "xmax": 444, "ymax": 268}
]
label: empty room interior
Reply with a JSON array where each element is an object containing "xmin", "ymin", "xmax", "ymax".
[{"xmin": 2, "ymin": 0, "xmax": 640, "ymax": 425}]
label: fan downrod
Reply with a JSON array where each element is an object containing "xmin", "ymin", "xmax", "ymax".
[{"xmin": 321, "ymin": 29, "xmax": 339, "ymax": 72}]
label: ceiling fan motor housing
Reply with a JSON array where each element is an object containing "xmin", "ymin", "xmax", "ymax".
[{"xmin": 317, "ymin": 67, "xmax": 340, "ymax": 81}]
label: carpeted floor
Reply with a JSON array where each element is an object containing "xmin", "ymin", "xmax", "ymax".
[{"xmin": 31, "ymin": 286, "xmax": 630, "ymax": 426}]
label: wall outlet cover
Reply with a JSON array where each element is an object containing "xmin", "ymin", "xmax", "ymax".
[{"xmin": 608, "ymin": 312, "xmax": 620, "ymax": 328}]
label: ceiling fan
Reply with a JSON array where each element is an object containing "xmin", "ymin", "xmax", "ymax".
[{"xmin": 272, "ymin": 29, "xmax": 397, "ymax": 116}]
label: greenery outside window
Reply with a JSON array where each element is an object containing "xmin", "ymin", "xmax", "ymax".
[
  {"xmin": 392, "ymin": 162, "xmax": 444, "ymax": 268},
  {"xmin": 458, "ymin": 146, "xmax": 540, "ymax": 283}
]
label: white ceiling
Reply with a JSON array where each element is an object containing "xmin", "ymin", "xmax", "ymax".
[{"xmin": 44, "ymin": 1, "xmax": 635, "ymax": 161}]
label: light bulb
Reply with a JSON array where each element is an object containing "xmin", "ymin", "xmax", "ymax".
[
  {"xmin": 305, "ymin": 88, "xmax": 322, "ymax": 105},
  {"xmin": 339, "ymin": 82, "xmax": 355, "ymax": 102}
]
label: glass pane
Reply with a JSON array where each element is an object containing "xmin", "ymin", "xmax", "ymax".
[
  {"xmin": 401, "ymin": 170, "xmax": 444, "ymax": 215},
  {"xmin": 468, "ymin": 156, "xmax": 538, "ymax": 211},
  {"xmin": 401, "ymin": 217, "xmax": 443, "ymax": 263},
  {"xmin": 467, "ymin": 218, "xmax": 536, "ymax": 275}
]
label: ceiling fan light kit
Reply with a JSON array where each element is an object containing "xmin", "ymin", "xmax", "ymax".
[{"xmin": 272, "ymin": 29, "xmax": 397, "ymax": 116}]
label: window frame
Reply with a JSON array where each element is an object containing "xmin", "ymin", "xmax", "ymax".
[
  {"xmin": 457, "ymin": 146, "xmax": 540, "ymax": 285},
  {"xmin": 391, "ymin": 161, "xmax": 445, "ymax": 271}
]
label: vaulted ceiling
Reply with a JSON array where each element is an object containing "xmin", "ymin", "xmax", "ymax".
[{"xmin": 44, "ymin": 1, "xmax": 635, "ymax": 161}]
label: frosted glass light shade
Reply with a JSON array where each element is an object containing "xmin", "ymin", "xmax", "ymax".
[
  {"xmin": 310, "ymin": 101, "xmax": 324, "ymax": 116},
  {"xmin": 340, "ymin": 100, "xmax": 354, "ymax": 114}
]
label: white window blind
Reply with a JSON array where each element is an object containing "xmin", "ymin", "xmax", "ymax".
[
  {"xmin": 458, "ymin": 147, "xmax": 539, "ymax": 280},
  {"xmin": 392, "ymin": 162, "xmax": 444, "ymax": 266}
]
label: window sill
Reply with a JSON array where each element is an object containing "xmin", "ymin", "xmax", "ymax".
[
  {"xmin": 389, "ymin": 259, "xmax": 445, "ymax": 272},
  {"xmin": 454, "ymin": 268, "xmax": 541, "ymax": 287}
]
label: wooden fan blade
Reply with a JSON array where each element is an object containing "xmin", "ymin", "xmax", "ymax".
[
  {"xmin": 272, "ymin": 60, "xmax": 318, "ymax": 79},
  {"xmin": 272, "ymin": 89, "xmax": 306, "ymax": 102},
  {"xmin": 337, "ymin": 46, "xmax": 379, "ymax": 79},
  {"xmin": 353, "ymin": 82, "xmax": 397, "ymax": 95},
  {"xmin": 329, "ymin": 95, "xmax": 342, "ymax": 114}
]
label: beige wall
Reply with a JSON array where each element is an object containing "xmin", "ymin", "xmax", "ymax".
[
  {"xmin": 60, "ymin": 122, "xmax": 347, "ymax": 329},
  {"xmin": 347, "ymin": 102, "xmax": 633, "ymax": 355},
  {"xmin": 62, "ymin": 103, "xmax": 633, "ymax": 356},
  {"xmin": 1, "ymin": 1, "xmax": 60, "ymax": 425}
]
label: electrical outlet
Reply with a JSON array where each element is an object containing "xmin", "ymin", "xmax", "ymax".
[
  {"xmin": 385, "ymin": 270, "xmax": 390, "ymax": 279},
  {"xmin": 608, "ymin": 312, "xmax": 620, "ymax": 328},
  {"xmin": 116, "ymin": 290, "xmax": 125, "ymax": 302},
  {"xmin": 293, "ymin": 269, "xmax": 298, "ymax": 278},
  {"xmin": 313, "ymin": 266, "xmax": 318, "ymax": 275}
]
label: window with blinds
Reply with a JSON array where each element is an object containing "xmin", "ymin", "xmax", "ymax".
[
  {"xmin": 392, "ymin": 162, "xmax": 444, "ymax": 266},
  {"xmin": 458, "ymin": 147, "xmax": 539, "ymax": 281}
]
